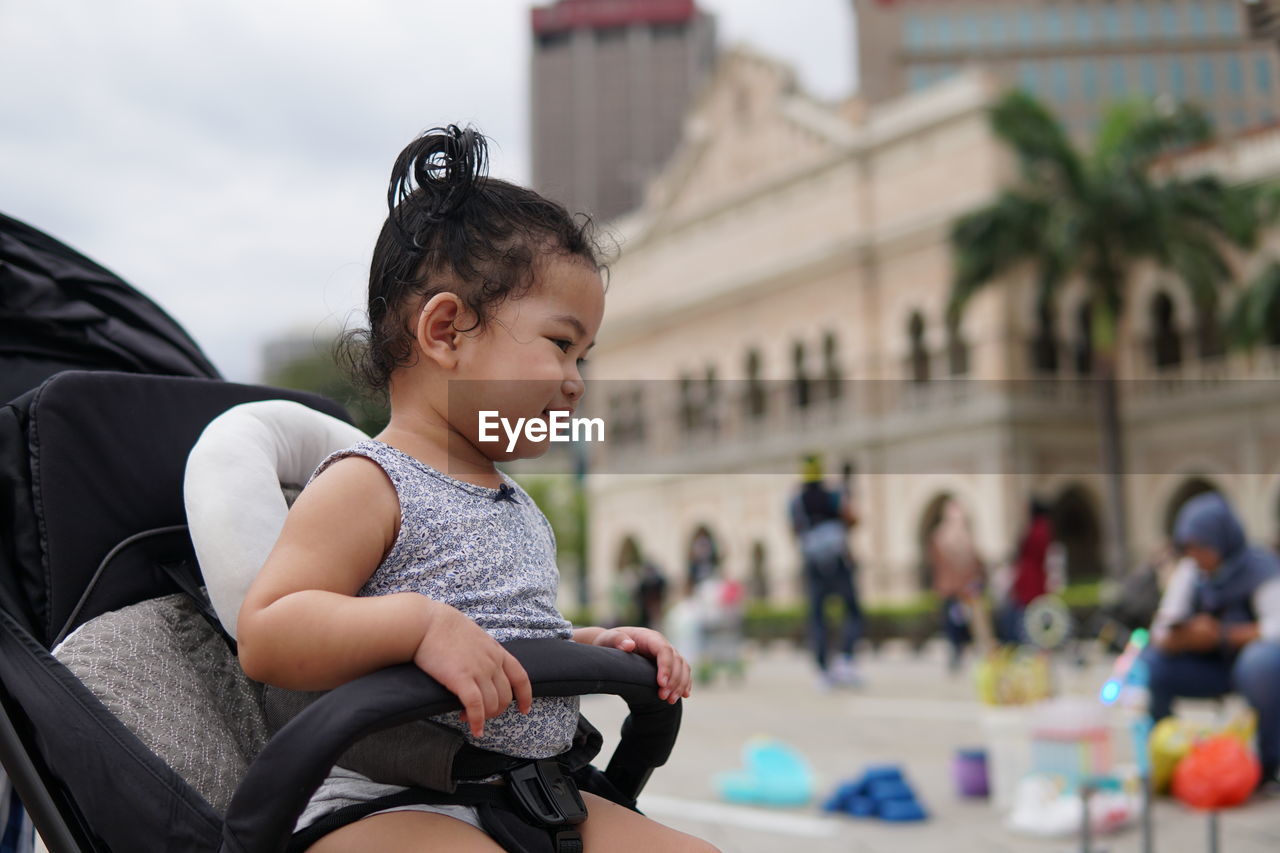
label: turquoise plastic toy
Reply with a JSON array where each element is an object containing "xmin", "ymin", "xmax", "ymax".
[{"xmin": 715, "ymin": 738, "xmax": 814, "ymax": 807}]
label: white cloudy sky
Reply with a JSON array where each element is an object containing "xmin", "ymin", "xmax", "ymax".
[{"xmin": 1, "ymin": 0, "xmax": 856, "ymax": 381}]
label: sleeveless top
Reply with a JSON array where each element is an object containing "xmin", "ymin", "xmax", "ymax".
[{"xmin": 312, "ymin": 439, "xmax": 579, "ymax": 758}]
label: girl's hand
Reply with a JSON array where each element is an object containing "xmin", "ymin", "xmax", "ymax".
[
  {"xmin": 413, "ymin": 602, "xmax": 533, "ymax": 739},
  {"xmin": 586, "ymin": 627, "xmax": 691, "ymax": 704}
]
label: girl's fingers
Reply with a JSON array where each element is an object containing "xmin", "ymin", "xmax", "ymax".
[
  {"xmin": 504, "ymin": 653, "xmax": 533, "ymax": 714},
  {"xmin": 479, "ymin": 678, "xmax": 500, "ymax": 720},
  {"xmin": 494, "ymin": 672, "xmax": 514, "ymax": 717},
  {"xmin": 458, "ymin": 685, "xmax": 485, "ymax": 739}
]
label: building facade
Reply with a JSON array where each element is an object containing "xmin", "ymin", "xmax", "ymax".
[
  {"xmin": 578, "ymin": 48, "xmax": 1280, "ymax": 613},
  {"xmin": 530, "ymin": 0, "xmax": 717, "ymax": 222},
  {"xmin": 854, "ymin": 0, "xmax": 1280, "ymax": 139}
]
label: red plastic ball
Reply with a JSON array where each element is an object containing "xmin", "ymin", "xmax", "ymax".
[{"xmin": 1172, "ymin": 735, "xmax": 1261, "ymax": 810}]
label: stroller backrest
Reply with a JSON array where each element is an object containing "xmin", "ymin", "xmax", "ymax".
[{"xmin": 0, "ymin": 370, "xmax": 349, "ymax": 648}]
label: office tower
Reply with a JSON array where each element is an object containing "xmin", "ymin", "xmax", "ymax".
[
  {"xmin": 530, "ymin": 0, "xmax": 717, "ymax": 222},
  {"xmin": 853, "ymin": 0, "xmax": 1280, "ymax": 136}
]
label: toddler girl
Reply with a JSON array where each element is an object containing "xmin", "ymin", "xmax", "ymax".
[{"xmin": 237, "ymin": 126, "xmax": 714, "ymax": 853}]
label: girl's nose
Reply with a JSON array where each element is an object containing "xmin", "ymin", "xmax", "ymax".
[{"xmin": 563, "ymin": 368, "xmax": 585, "ymax": 401}]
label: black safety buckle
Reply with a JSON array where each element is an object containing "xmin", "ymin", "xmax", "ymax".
[{"xmin": 506, "ymin": 758, "xmax": 588, "ymax": 827}]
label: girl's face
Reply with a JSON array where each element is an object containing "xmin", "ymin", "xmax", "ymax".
[{"xmin": 450, "ymin": 255, "xmax": 604, "ymax": 460}]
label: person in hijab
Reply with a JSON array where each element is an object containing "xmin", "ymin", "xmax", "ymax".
[
  {"xmin": 929, "ymin": 499, "xmax": 986, "ymax": 672},
  {"xmin": 1146, "ymin": 492, "xmax": 1280, "ymax": 786}
]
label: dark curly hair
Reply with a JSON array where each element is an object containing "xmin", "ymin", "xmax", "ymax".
[{"xmin": 341, "ymin": 125, "xmax": 602, "ymax": 392}]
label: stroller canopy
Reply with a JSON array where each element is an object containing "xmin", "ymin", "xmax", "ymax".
[{"xmin": 0, "ymin": 211, "xmax": 220, "ymax": 402}]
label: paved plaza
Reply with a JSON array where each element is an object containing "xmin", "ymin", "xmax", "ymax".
[{"xmin": 581, "ymin": 641, "xmax": 1280, "ymax": 853}]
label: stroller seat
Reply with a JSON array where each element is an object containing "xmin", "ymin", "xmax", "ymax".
[
  {"xmin": 0, "ymin": 372, "xmax": 680, "ymax": 853},
  {"xmin": 53, "ymin": 593, "xmax": 268, "ymax": 814}
]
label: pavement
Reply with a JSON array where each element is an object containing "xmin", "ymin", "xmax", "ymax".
[{"xmin": 579, "ymin": 641, "xmax": 1280, "ymax": 853}]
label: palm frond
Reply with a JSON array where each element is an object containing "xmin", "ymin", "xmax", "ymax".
[
  {"xmin": 1093, "ymin": 99, "xmax": 1213, "ymax": 174},
  {"xmin": 948, "ymin": 191, "xmax": 1050, "ymax": 322},
  {"xmin": 989, "ymin": 90, "xmax": 1085, "ymax": 197},
  {"xmin": 1227, "ymin": 261, "xmax": 1280, "ymax": 348}
]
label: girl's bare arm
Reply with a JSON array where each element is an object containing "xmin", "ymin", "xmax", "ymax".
[
  {"xmin": 236, "ymin": 455, "xmax": 427, "ymax": 688},
  {"xmin": 235, "ymin": 456, "xmax": 531, "ymax": 734}
]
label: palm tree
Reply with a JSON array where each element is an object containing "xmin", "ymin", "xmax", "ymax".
[
  {"xmin": 948, "ymin": 91, "xmax": 1262, "ymax": 579},
  {"xmin": 1227, "ymin": 260, "xmax": 1280, "ymax": 349}
]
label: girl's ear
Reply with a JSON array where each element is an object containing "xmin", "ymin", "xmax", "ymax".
[{"xmin": 415, "ymin": 293, "xmax": 464, "ymax": 369}]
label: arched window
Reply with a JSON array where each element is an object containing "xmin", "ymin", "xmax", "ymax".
[
  {"xmin": 793, "ymin": 341, "xmax": 811, "ymax": 409},
  {"xmin": 703, "ymin": 364, "xmax": 719, "ymax": 433},
  {"xmin": 1050, "ymin": 485, "xmax": 1103, "ymax": 583},
  {"xmin": 1151, "ymin": 291, "xmax": 1182, "ymax": 369},
  {"xmin": 1031, "ymin": 303, "xmax": 1059, "ymax": 374},
  {"xmin": 687, "ymin": 526, "xmax": 721, "ymax": 591},
  {"xmin": 917, "ymin": 492, "xmax": 954, "ymax": 593},
  {"xmin": 947, "ymin": 314, "xmax": 969, "ymax": 376},
  {"xmin": 678, "ymin": 372, "xmax": 694, "ymax": 432},
  {"xmin": 909, "ymin": 312, "xmax": 930, "ymax": 383},
  {"xmin": 744, "ymin": 348, "xmax": 766, "ymax": 419},
  {"xmin": 822, "ymin": 331, "xmax": 843, "ymax": 400},
  {"xmin": 1164, "ymin": 477, "xmax": 1221, "ymax": 535}
]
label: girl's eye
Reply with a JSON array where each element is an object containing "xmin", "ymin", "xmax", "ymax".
[{"xmin": 550, "ymin": 338, "xmax": 572, "ymax": 353}]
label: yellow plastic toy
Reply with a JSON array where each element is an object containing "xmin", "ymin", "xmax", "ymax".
[
  {"xmin": 1148, "ymin": 710, "xmax": 1255, "ymax": 794},
  {"xmin": 975, "ymin": 647, "xmax": 1053, "ymax": 706}
]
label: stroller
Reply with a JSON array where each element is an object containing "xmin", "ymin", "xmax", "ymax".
[{"xmin": 0, "ymin": 218, "xmax": 681, "ymax": 852}]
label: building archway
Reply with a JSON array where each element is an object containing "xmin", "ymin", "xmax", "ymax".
[
  {"xmin": 616, "ymin": 536, "xmax": 642, "ymax": 574},
  {"xmin": 1051, "ymin": 484, "xmax": 1103, "ymax": 583},
  {"xmin": 1273, "ymin": 487, "xmax": 1280, "ymax": 552},
  {"xmin": 1163, "ymin": 476, "xmax": 1221, "ymax": 536},
  {"xmin": 686, "ymin": 525, "xmax": 721, "ymax": 591},
  {"xmin": 1151, "ymin": 291, "xmax": 1183, "ymax": 369},
  {"xmin": 916, "ymin": 492, "xmax": 954, "ymax": 593},
  {"xmin": 908, "ymin": 311, "xmax": 929, "ymax": 383}
]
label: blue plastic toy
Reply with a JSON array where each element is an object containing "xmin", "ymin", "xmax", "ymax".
[
  {"xmin": 715, "ymin": 738, "xmax": 814, "ymax": 807},
  {"xmin": 822, "ymin": 765, "xmax": 928, "ymax": 822}
]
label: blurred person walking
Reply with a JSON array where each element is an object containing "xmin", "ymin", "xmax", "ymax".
[
  {"xmin": 998, "ymin": 497, "xmax": 1054, "ymax": 644},
  {"xmin": 929, "ymin": 498, "xmax": 987, "ymax": 672},
  {"xmin": 789, "ymin": 455, "xmax": 862, "ymax": 689}
]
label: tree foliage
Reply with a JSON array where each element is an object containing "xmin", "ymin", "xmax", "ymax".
[{"xmin": 263, "ymin": 340, "xmax": 389, "ymax": 436}]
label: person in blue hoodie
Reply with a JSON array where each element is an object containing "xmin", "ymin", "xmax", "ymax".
[{"xmin": 1146, "ymin": 492, "xmax": 1280, "ymax": 785}]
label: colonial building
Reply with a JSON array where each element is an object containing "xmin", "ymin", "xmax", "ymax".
[{"xmin": 579, "ymin": 48, "xmax": 1280, "ymax": 610}]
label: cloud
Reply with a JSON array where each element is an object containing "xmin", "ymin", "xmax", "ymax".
[
  {"xmin": 0, "ymin": 0, "xmax": 852, "ymax": 381},
  {"xmin": 1, "ymin": 0, "xmax": 533, "ymax": 380}
]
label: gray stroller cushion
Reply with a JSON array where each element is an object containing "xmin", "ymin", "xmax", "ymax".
[{"xmin": 53, "ymin": 593, "xmax": 269, "ymax": 813}]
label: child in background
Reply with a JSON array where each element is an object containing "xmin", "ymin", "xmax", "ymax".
[{"xmin": 237, "ymin": 126, "xmax": 715, "ymax": 853}]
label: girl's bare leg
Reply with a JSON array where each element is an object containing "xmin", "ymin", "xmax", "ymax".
[
  {"xmin": 306, "ymin": 810, "xmax": 503, "ymax": 853},
  {"xmin": 578, "ymin": 792, "xmax": 720, "ymax": 853},
  {"xmin": 306, "ymin": 792, "xmax": 720, "ymax": 853}
]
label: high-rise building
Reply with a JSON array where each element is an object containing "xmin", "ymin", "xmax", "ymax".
[
  {"xmin": 853, "ymin": 0, "xmax": 1280, "ymax": 137},
  {"xmin": 530, "ymin": 0, "xmax": 717, "ymax": 222}
]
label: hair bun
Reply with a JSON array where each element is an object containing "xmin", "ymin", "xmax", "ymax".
[{"xmin": 387, "ymin": 124, "xmax": 489, "ymax": 235}]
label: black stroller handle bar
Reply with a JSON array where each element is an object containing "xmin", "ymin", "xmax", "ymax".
[{"xmin": 219, "ymin": 639, "xmax": 681, "ymax": 853}]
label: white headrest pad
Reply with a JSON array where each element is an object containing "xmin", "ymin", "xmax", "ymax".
[{"xmin": 184, "ymin": 400, "xmax": 366, "ymax": 639}]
